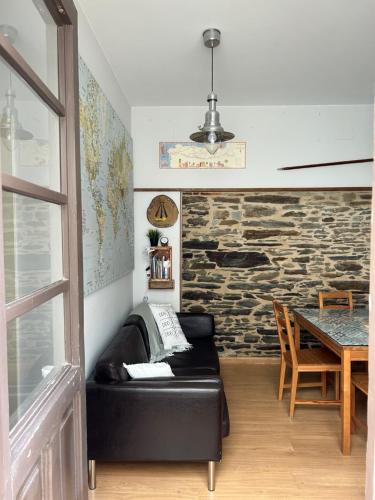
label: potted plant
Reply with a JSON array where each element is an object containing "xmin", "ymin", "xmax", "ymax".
[{"xmin": 147, "ymin": 228, "xmax": 162, "ymax": 247}]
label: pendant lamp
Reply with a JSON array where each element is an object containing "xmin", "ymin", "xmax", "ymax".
[
  {"xmin": 189, "ymin": 28, "xmax": 234, "ymax": 155},
  {"xmin": 0, "ymin": 25, "xmax": 33, "ymax": 151}
]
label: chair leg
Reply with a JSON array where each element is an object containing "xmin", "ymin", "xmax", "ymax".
[
  {"xmin": 289, "ymin": 369, "xmax": 298, "ymax": 418},
  {"xmin": 321, "ymin": 372, "xmax": 327, "ymax": 398},
  {"xmin": 208, "ymin": 461, "xmax": 216, "ymax": 491},
  {"xmin": 278, "ymin": 357, "xmax": 286, "ymax": 400},
  {"xmin": 335, "ymin": 372, "xmax": 340, "ymax": 401},
  {"xmin": 88, "ymin": 460, "xmax": 96, "ymax": 490},
  {"xmin": 351, "ymin": 383, "xmax": 356, "ymax": 434}
]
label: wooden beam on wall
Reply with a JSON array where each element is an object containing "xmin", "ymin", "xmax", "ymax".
[{"xmin": 278, "ymin": 158, "xmax": 373, "ymax": 171}]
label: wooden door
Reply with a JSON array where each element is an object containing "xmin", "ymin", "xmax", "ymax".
[{"xmin": 0, "ymin": 1, "xmax": 86, "ymax": 498}]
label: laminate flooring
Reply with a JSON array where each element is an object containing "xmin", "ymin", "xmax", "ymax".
[{"xmin": 88, "ymin": 358, "xmax": 366, "ymax": 499}]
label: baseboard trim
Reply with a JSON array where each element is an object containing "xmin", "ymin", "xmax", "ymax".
[{"xmin": 134, "ymin": 187, "xmax": 372, "ymax": 193}]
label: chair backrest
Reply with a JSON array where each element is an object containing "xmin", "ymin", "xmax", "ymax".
[
  {"xmin": 273, "ymin": 300, "xmax": 297, "ymax": 366},
  {"xmin": 318, "ymin": 290, "xmax": 353, "ymax": 310},
  {"xmin": 351, "ymin": 373, "xmax": 368, "ymax": 396}
]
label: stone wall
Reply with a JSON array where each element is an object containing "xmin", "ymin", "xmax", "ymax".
[
  {"xmin": 3, "ymin": 193, "xmax": 55, "ymax": 417},
  {"xmin": 181, "ymin": 190, "xmax": 371, "ymax": 356}
]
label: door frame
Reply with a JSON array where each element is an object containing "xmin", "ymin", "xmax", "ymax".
[
  {"xmin": 365, "ymin": 108, "xmax": 375, "ymax": 498},
  {"xmin": 0, "ymin": 0, "xmax": 86, "ymax": 497}
]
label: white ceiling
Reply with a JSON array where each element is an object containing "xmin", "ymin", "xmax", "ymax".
[{"xmin": 77, "ymin": 0, "xmax": 375, "ymax": 106}]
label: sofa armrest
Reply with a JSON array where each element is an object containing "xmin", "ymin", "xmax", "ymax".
[
  {"xmin": 86, "ymin": 376, "xmax": 223, "ymax": 462},
  {"xmin": 177, "ymin": 312, "xmax": 215, "ymax": 339}
]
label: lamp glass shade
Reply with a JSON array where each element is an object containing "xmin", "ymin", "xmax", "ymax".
[
  {"xmin": 0, "ymin": 90, "xmax": 33, "ymax": 151},
  {"xmin": 205, "ymin": 142, "xmax": 220, "ymax": 155},
  {"xmin": 204, "ymin": 131, "xmax": 221, "ymax": 155}
]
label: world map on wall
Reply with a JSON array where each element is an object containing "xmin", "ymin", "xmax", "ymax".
[{"xmin": 79, "ymin": 57, "xmax": 134, "ymax": 296}]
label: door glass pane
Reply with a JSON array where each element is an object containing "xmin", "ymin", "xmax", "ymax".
[
  {"xmin": 0, "ymin": 0, "xmax": 58, "ymax": 96},
  {"xmin": 7, "ymin": 294, "xmax": 65, "ymax": 428},
  {"xmin": 3, "ymin": 191, "xmax": 63, "ymax": 303},
  {"xmin": 0, "ymin": 59, "xmax": 61, "ymax": 191}
]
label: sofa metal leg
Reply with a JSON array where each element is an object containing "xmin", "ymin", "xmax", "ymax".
[
  {"xmin": 208, "ymin": 461, "xmax": 216, "ymax": 491},
  {"xmin": 88, "ymin": 460, "xmax": 96, "ymax": 490}
]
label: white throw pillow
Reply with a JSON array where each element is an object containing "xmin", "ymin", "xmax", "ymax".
[
  {"xmin": 123, "ymin": 362, "xmax": 174, "ymax": 379},
  {"xmin": 149, "ymin": 303, "xmax": 192, "ymax": 352}
]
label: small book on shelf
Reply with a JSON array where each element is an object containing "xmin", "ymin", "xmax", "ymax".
[{"xmin": 151, "ymin": 255, "xmax": 170, "ymax": 280}]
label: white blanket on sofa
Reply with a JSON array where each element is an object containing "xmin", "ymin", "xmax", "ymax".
[
  {"xmin": 130, "ymin": 302, "xmax": 191, "ymax": 362},
  {"xmin": 123, "ymin": 362, "xmax": 174, "ymax": 379}
]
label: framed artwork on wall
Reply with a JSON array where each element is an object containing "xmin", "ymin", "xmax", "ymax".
[
  {"xmin": 147, "ymin": 195, "xmax": 179, "ymax": 228},
  {"xmin": 159, "ymin": 141, "xmax": 246, "ymax": 169}
]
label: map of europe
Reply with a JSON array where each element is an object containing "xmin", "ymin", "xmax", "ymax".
[{"xmin": 79, "ymin": 57, "xmax": 134, "ymax": 296}]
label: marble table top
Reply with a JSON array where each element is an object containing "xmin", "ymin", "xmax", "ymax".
[{"xmin": 294, "ymin": 308, "xmax": 369, "ymax": 347}]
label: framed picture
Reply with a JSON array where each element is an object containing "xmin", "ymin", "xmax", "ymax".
[{"xmin": 159, "ymin": 141, "xmax": 246, "ymax": 169}]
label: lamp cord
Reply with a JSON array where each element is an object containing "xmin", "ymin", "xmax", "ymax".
[{"xmin": 211, "ymin": 47, "xmax": 214, "ymax": 92}]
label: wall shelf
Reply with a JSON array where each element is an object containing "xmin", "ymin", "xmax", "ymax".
[
  {"xmin": 149, "ymin": 278, "xmax": 175, "ymax": 289},
  {"xmin": 148, "ymin": 246, "xmax": 174, "ymax": 289}
]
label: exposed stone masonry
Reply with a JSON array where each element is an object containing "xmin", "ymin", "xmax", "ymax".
[
  {"xmin": 3, "ymin": 193, "xmax": 54, "ymax": 415},
  {"xmin": 181, "ymin": 191, "xmax": 371, "ymax": 356}
]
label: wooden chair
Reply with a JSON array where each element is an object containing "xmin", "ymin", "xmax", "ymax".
[
  {"xmin": 273, "ymin": 300, "xmax": 342, "ymax": 417},
  {"xmin": 351, "ymin": 373, "xmax": 368, "ymax": 433},
  {"xmin": 318, "ymin": 290, "xmax": 353, "ymax": 310}
]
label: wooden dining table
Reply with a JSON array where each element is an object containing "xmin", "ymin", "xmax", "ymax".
[{"xmin": 293, "ymin": 307, "xmax": 368, "ymax": 455}]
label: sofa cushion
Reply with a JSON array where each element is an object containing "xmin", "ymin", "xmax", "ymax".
[
  {"xmin": 95, "ymin": 325, "xmax": 148, "ymax": 383},
  {"xmin": 124, "ymin": 314, "xmax": 151, "ymax": 359},
  {"xmin": 161, "ymin": 337, "xmax": 220, "ymax": 376},
  {"xmin": 177, "ymin": 312, "xmax": 215, "ymax": 339},
  {"xmin": 149, "ymin": 303, "xmax": 192, "ymax": 352}
]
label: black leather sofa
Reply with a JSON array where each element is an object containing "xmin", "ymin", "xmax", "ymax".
[{"xmin": 86, "ymin": 312, "xmax": 230, "ymax": 491}]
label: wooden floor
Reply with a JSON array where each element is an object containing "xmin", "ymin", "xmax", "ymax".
[{"xmin": 88, "ymin": 359, "xmax": 367, "ymax": 499}]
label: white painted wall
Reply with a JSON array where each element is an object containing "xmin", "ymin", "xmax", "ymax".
[
  {"xmin": 77, "ymin": 2, "xmax": 133, "ymax": 376},
  {"xmin": 133, "ymin": 191, "xmax": 181, "ymax": 311},
  {"xmin": 132, "ymin": 105, "xmax": 373, "ymax": 189},
  {"xmin": 132, "ymin": 104, "xmax": 373, "ymax": 308},
  {"xmin": 77, "ymin": 3, "xmax": 131, "ymax": 132}
]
